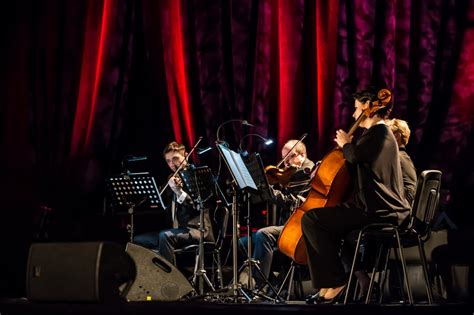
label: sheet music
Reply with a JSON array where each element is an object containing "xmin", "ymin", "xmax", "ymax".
[
  {"xmin": 244, "ymin": 152, "xmax": 274, "ymax": 202},
  {"xmin": 218, "ymin": 144, "xmax": 257, "ymax": 190}
]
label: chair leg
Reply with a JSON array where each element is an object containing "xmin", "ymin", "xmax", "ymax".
[
  {"xmin": 391, "ymin": 244, "xmax": 406, "ymax": 302},
  {"xmin": 344, "ymin": 230, "xmax": 364, "ymax": 305},
  {"xmin": 189, "ymin": 249, "xmax": 200, "ymax": 287},
  {"xmin": 294, "ymin": 266, "xmax": 305, "ymax": 300},
  {"xmin": 277, "ymin": 261, "xmax": 295, "ymax": 300},
  {"xmin": 394, "ymin": 229, "xmax": 414, "ymax": 305},
  {"xmin": 417, "ymin": 236, "xmax": 434, "ymax": 304},
  {"xmin": 366, "ymin": 243, "xmax": 384, "ymax": 304},
  {"xmin": 286, "ymin": 264, "xmax": 296, "ymax": 301},
  {"xmin": 215, "ymin": 250, "xmax": 224, "ymax": 289},
  {"xmin": 378, "ymin": 245, "xmax": 391, "ymax": 304}
]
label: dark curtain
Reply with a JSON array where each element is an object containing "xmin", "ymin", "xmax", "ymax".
[{"xmin": 1, "ymin": 0, "xmax": 473, "ymax": 295}]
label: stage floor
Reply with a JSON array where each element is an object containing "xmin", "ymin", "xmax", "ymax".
[{"xmin": 0, "ymin": 297, "xmax": 472, "ymax": 315}]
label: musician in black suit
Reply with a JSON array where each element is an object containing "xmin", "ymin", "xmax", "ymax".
[{"xmin": 133, "ymin": 141, "xmax": 213, "ymax": 265}]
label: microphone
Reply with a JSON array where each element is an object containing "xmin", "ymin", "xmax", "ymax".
[
  {"xmin": 124, "ymin": 156, "xmax": 147, "ymax": 162},
  {"xmin": 216, "ymin": 119, "xmax": 255, "ymax": 142}
]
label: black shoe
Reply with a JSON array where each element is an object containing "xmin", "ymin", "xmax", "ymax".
[
  {"xmin": 305, "ymin": 291, "xmax": 323, "ymax": 304},
  {"xmin": 318, "ymin": 286, "xmax": 347, "ymax": 305}
]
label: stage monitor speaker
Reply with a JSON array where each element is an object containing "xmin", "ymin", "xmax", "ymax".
[
  {"xmin": 125, "ymin": 242, "xmax": 194, "ymax": 301},
  {"xmin": 26, "ymin": 242, "xmax": 136, "ymax": 302}
]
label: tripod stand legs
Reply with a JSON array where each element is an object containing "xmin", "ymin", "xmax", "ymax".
[
  {"xmin": 238, "ymin": 258, "xmax": 284, "ymax": 301},
  {"xmin": 192, "ymin": 206, "xmax": 216, "ymax": 295},
  {"xmin": 192, "ymin": 264, "xmax": 215, "ymax": 294}
]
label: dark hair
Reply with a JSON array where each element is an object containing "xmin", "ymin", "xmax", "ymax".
[
  {"xmin": 353, "ymin": 87, "xmax": 393, "ymax": 118},
  {"xmin": 352, "ymin": 88, "xmax": 378, "ymax": 103},
  {"xmin": 375, "ymin": 104, "xmax": 392, "ymax": 118}
]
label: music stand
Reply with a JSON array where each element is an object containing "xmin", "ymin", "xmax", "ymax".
[
  {"xmin": 216, "ymin": 143, "xmax": 260, "ymax": 302},
  {"xmin": 243, "ymin": 152, "xmax": 274, "ymax": 204},
  {"xmin": 178, "ymin": 166, "xmax": 217, "ymax": 295},
  {"xmin": 106, "ymin": 172, "xmax": 165, "ymax": 242},
  {"xmin": 178, "ymin": 166, "xmax": 215, "ymax": 204},
  {"xmin": 239, "ymin": 153, "xmax": 281, "ymax": 300}
]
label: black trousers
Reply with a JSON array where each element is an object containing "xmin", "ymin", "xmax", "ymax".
[{"xmin": 301, "ymin": 205, "xmax": 369, "ymax": 289}]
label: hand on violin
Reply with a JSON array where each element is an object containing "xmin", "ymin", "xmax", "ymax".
[
  {"xmin": 334, "ymin": 129, "xmax": 353, "ymax": 148},
  {"xmin": 168, "ymin": 175, "xmax": 183, "ymax": 195}
]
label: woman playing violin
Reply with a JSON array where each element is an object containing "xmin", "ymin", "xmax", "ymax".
[
  {"xmin": 302, "ymin": 88, "xmax": 410, "ymax": 304},
  {"xmin": 240, "ymin": 139, "xmax": 315, "ymax": 289}
]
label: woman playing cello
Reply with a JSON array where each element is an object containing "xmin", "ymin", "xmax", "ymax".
[{"xmin": 302, "ymin": 88, "xmax": 410, "ymax": 304}]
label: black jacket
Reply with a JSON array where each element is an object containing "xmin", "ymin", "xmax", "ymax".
[{"xmin": 342, "ymin": 123, "xmax": 410, "ymax": 224}]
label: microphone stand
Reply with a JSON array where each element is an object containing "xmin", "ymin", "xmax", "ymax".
[
  {"xmin": 238, "ymin": 133, "xmax": 273, "ymax": 153},
  {"xmin": 127, "ymin": 196, "xmax": 148, "ymax": 243},
  {"xmin": 216, "ymin": 119, "xmax": 254, "ymax": 143}
]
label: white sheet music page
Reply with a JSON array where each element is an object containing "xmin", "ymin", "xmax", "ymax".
[
  {"xmin": 218, "ymin": 144, "xmax": 257, "ymax": 190},
  {"xmin": 229, "ymin": 150, "xmax": 258, "ymax": 190},
  {"xmin": 219, "ymin": 145, "xmax": 245, "ymax": 188}
]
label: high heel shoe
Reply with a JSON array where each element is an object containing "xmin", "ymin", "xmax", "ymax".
[{"xmin": 318, "ymin": 285, "xmax": 347, "ymax": 305}]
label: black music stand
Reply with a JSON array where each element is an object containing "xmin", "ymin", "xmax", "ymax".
[
  {"xmin": 238, "ymin": 153, "xmax": 282, "ymax": 300},
  {"xmin": 179, "ymin": 166, "xmax": 215, "ymax": 204},
  {"xmin": 178, "ymin": 166, "xmax": 217, "ymax": 295},
  {"xmin": 106, "ymin": 172, "xmax": 165, "ymax": 242},
  {"xmin": 217, "ymin": 143, "xmax": 276, "ymax": 302},
  {"xmin": 243, "ymin": 152, "xmax": 274, "ymax": 204}
]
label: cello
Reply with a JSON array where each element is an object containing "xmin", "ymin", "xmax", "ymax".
[{"xmin": 277, "ymin": 89, "xmax": 392, "ymax": 264}]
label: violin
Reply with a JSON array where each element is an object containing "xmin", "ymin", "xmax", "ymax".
[
  {"xmin": 264, "ymin": 133, "xmax": 307, "ymax": 187},
  {"xmin": 265, "ymin": 165, "xmax": 298, "ymax": 187}
]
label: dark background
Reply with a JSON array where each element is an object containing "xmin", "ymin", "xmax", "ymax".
[{"xmin": 0, "ymin": 0, "xmax": 473, "ymax": 298}]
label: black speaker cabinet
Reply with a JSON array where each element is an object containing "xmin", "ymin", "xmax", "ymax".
[
  {"xmin": 125, "ymin": 242, "xmax": 194, "ymax": 301},
  {"xmin": 26, "ymin": 242, "xmax": 136, "ymax": 302}
]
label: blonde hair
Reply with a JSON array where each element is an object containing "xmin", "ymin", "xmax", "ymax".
[
  {"xmin": 389, "ymin": 119, "xmax": 411, "ymax": 146},
  {"xmin": 283, "ymin": 139, "xmax": 307, "ymax": 156},
  {"xmin": 162, "ymin": 141, "xmax": 186, "ymax": 158}
]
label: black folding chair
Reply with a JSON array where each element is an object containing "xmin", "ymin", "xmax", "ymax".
[
  {"xmin": 174, "ymin": 205, "xmax": 229, "ymax": 289},
  {"xmin": 344, "ymin": 170, "xmax": 442, "ymax": 305}
]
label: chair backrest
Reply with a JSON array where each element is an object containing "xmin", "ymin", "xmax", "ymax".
[
  {"xmin": 212, "ymin": 205, "xmax": 229, "ymax": 250},
  {"xmin": 408, "ymin": 170, "xmax": 442, "ymax": 238}
]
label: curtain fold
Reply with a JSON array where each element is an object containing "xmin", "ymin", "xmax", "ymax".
[{"xmin": 0, "ymin": 0, "xmax": 472, "ymax": 224}]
